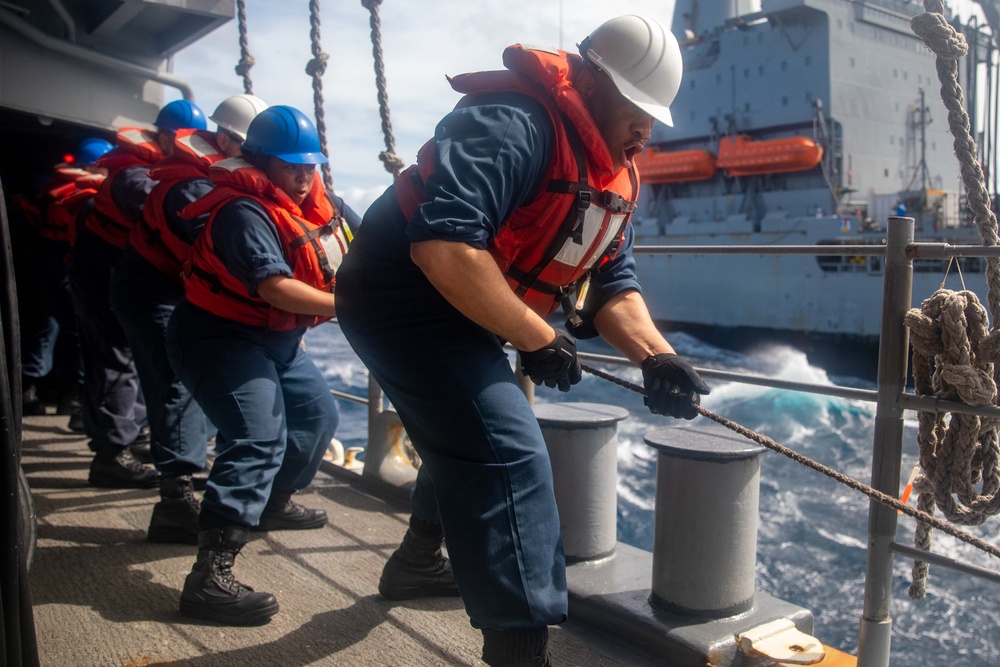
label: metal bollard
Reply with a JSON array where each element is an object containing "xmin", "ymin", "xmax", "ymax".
[
  {"xmin": 644, "ymin": 426, "xmax": 766, "ymax": 618},
  {"xmin": 534, "ymin": 402, "xmax": 629, "ymax": 562}
]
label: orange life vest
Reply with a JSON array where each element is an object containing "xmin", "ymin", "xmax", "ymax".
[
  {"xmin": 394, "ymin": 45, "xmax": 638, "ymax": 319},
  {"xmin": 130, "ymin": 130, "xmax": 226, "ymax": 283},
  {"xmin": 44, "ymin": 172, "xmax": 106, "ymax": 245},
  {"xmin": 85, "ymin": 128, "xmax": 163, "ymax": 249},
  {"xmin": 182, "ymin": 158, "xmax": 351, "ymax": 330}
]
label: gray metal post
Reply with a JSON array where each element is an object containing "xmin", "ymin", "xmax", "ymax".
[
  {"xmin": 534, "ymin": 402, "xmax": 628, "ymax": 561},
  {"xmin": 644, "ymin": 426, "xmax": 766, "ymax": 618},
  {"xmin": 857, "ymin": 216, "xmax": 914, "ymax": 666}
]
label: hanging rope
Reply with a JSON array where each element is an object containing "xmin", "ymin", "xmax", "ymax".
[
  {"xmin": 234, "ymin": 0, "xmax": 255, "ymax": 94},
  {"xmin": 904, "ymin": 0, "xmax": 1000, "ymax": 598},
  {"xmin": 361, "ymin": 0, "xmax": 406, "ymax": 177},
  {"xmin": 307, "ymin": 0, "xmax": 334, "ymax": 193},
  {"xmin": 581, "ymin": 363, "xmax": 1000, "ymax": 562}
]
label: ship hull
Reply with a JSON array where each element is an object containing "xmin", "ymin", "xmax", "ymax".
[{"xmin": 632, "ymin": 217, "xmax": 985, "ymax": 343}]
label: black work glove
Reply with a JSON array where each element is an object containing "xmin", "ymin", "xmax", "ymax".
[
  {"xmin": 641, "ymin": 353, "xmax": 711, "ymax": 419},
  {"xmin": 518, "ymin": 329, "xmax": 582, "ymax": 392}
]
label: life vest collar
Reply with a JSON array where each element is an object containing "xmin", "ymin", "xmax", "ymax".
[{"xmin": 450, "ymin": 45, "xmax": 615, "ymax": 177}]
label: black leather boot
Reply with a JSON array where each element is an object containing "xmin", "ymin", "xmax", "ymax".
[
  {"xmin": 179, "ymin": 526, "xmax": 279, "ymax": 625},
  {"xmin": 378, "ymin": 516, "xmax": 460, "ymax": 601},
  {"xmin": 148, "ymin": 475, "xmax": 200, "ymax": 544},
  {"xmin": 88, "ymin": 444, "xmax": 159, "ymax": 488},
  {"xmin": 253, "ymin": 488, "xmax": 327, "ymax": 531},
  {"xmin": 481, "ymin": 627, "xmax": 551, "ymax": 666}
]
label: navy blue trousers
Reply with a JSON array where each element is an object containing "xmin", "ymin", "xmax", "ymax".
[
  {"xmin": 166, "ymin": 301, "xmax": 338, "ymax": 528},
  {"xmin": 68, "ymin": 229, "xmax": 146, "ymax": 449},
  {"xmin": 37, "ymin": 239, "xmax": 84, "ymax": 389},
  {"xmin": 336, "ymin": 250, "xmax": 567, "ymax": 630},
  {"xmin": 110, "ymin": 253, "xmax": 210, "ymax": 476}
]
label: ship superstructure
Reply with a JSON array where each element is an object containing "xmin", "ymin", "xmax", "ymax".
[
  {"xmin": 0, "ymin": 0, "xmax": 230, "ymax": 195},
  {"xmin": 633, "ymin": 0, "xmax": 998, "ymax": 341}
]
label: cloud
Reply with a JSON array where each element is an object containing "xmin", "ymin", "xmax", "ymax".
[{"xmin": 169, "ymin": 0, "xmax": 674, "ymax": 213}]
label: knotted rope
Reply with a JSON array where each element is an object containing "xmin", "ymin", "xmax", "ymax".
[
  {"xmin": 361, "ymin": 0, "xmax": 406, "ymax": 177},
  {"xmin": 307, "ymin": 0, "xmax": 334, "ymax": 193},
  {"xmin": 903, "ymin": 0, "xmax": 1000, "ymax": 597},
  {"xmin": 234, "ymin": 0, "xmax": 255, "ymax": 95}
]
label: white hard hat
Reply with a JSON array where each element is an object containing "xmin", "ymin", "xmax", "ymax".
[
  {"xmin": 210, "ymin": 94, "xmax": 270, "ymax": 142},
  {"xmin": 579, "ymin": 15, "xmax": 683, "ymax": 127}
]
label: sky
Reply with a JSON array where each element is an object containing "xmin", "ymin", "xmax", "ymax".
[{"xmin": 166, "ymin": 0, "xmax": 676, "ymax": 214}]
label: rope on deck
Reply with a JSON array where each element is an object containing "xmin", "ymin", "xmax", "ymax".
[
  {"xmin": 904, "ymin": 0, "xmax": 1000, "ymax": 598},
  {"xmin": 581, "ymin": 362, "xmax": 1000, "ymax": 564},
  {"xmin": 361, "ymin": 0, "xmax": 405, "ymax": 178},
  {"xmin": 307, "ymin": 0, "xmax": 334, "ymax": 193},
  {"xmin": 234, "ymin": 0, "xmax": 255, "ymax": 95}
]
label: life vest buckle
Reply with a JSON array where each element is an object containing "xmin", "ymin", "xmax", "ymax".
[{"xmin": 576, "ymin": 188, "xmax": 591, "ymax": 213}]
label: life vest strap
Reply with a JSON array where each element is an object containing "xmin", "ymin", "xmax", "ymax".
[
  {"xmin": 513, "ymin": 116, "xmax": 589, "ymax": 297},
  {"xmin": 189, "ymin": 264, "xmax": 263, "ymax": 308}
]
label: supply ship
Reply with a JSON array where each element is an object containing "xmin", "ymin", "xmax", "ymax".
[{"xmin": 633, "ymin": 0, "xmax": 1000, "ymax": 344}]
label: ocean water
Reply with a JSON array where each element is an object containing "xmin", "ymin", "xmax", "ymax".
[{"xmin": 304, "ymin": 324, "xmax": 1000, "ymax": 667}]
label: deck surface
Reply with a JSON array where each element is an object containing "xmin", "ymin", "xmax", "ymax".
[{"xmin": 20, "ymin": 414, "xmax": 639, "ymax": 667}]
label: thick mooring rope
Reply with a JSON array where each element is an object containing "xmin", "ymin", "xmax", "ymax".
[
  {"xmin": 581, "ymin": 362, "xmax": 1000, "ymax": 563},
  {"xmin": 361, "ymin": 0, "xmax": 406, "ymax": 177},
  {"xmin": 234, "ymin": 0, "xmax": 255, "ymax": 95},
  {"xmin": 905, "ymin": 0, "xmax": 1000, "ymax": 597},
  {"xmin": 307, "ymin": 0, "xmax": 334, "ymax": 193}
]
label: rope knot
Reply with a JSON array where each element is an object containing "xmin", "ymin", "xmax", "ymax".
[
  {"xmin": 306, "ymin": 52, "xmax": 329, "ymax": 77},
  {"xmin": 361, "ymin": 0, "xmax": 383, "ymax": 9},
  {"xmin": 235, "ymin": 55, "xmax": 255, "ymax": 77},
  {"xmin": 911, "ymin": 12, "xmax": 968, "ymax": 61},
  {"xmin": 379, "ymin": 151, "xmax": 406, "ymax": 176}
]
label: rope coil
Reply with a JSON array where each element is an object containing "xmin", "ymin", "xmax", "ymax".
[{"xmin": 903, "ymin": 0, "xmax": 1000, "ymax": 598}]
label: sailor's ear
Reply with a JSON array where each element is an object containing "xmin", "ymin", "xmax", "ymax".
[{"xmin": 574, "ymin": 63, "xmax": 598, "ymax": 100}]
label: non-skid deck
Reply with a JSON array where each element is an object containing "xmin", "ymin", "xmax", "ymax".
[{"xmin": 20, "ymin": 414, "xmax": 640, "ymax": 667}]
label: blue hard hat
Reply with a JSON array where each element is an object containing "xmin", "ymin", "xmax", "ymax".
[
  {"xmin": 74, "ymin": 137, "xmax": 114, "ymax": 165},
  {"xmin": 242, "ymin": 105, "xmax": 328, "ymax": 165},
  {"xmin": 154, "ymin": 100, "xmax": 208, "ymax": 131}
]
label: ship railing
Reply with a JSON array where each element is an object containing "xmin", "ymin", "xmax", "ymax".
[{"xmin": 323, "ymin": 216, "xmax": 1000, "ymax": 666}]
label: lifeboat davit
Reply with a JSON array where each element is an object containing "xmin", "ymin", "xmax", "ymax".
[
  {"xmin": 716, "ymin": 134, "xmax": 823, "ymax": 176},
  {"xmin": 634, "ymin": 147, "xmax": 716, "ymax": 183}
]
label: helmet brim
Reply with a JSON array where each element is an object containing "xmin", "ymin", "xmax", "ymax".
[{"xmin": 272, "ymin": 151, "xmax": 329, "ymax": 165}]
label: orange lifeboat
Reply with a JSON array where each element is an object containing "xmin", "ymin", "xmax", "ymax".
[
  {"xmin": 634, "ymin": 147, "xmax": 716, "ymax": 184},
  {"xmin": 716, "ymin": 134, "xmax": 823, "ymax": 176}
]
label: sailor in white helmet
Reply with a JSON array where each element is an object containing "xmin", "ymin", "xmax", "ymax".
[
  {"xmin": 108, "ymin": 95, "xmax": 271, "ymax": 544},
  {"xmin": 336, "ymin": 15, "xmax": 709, "ymax": 667}
]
